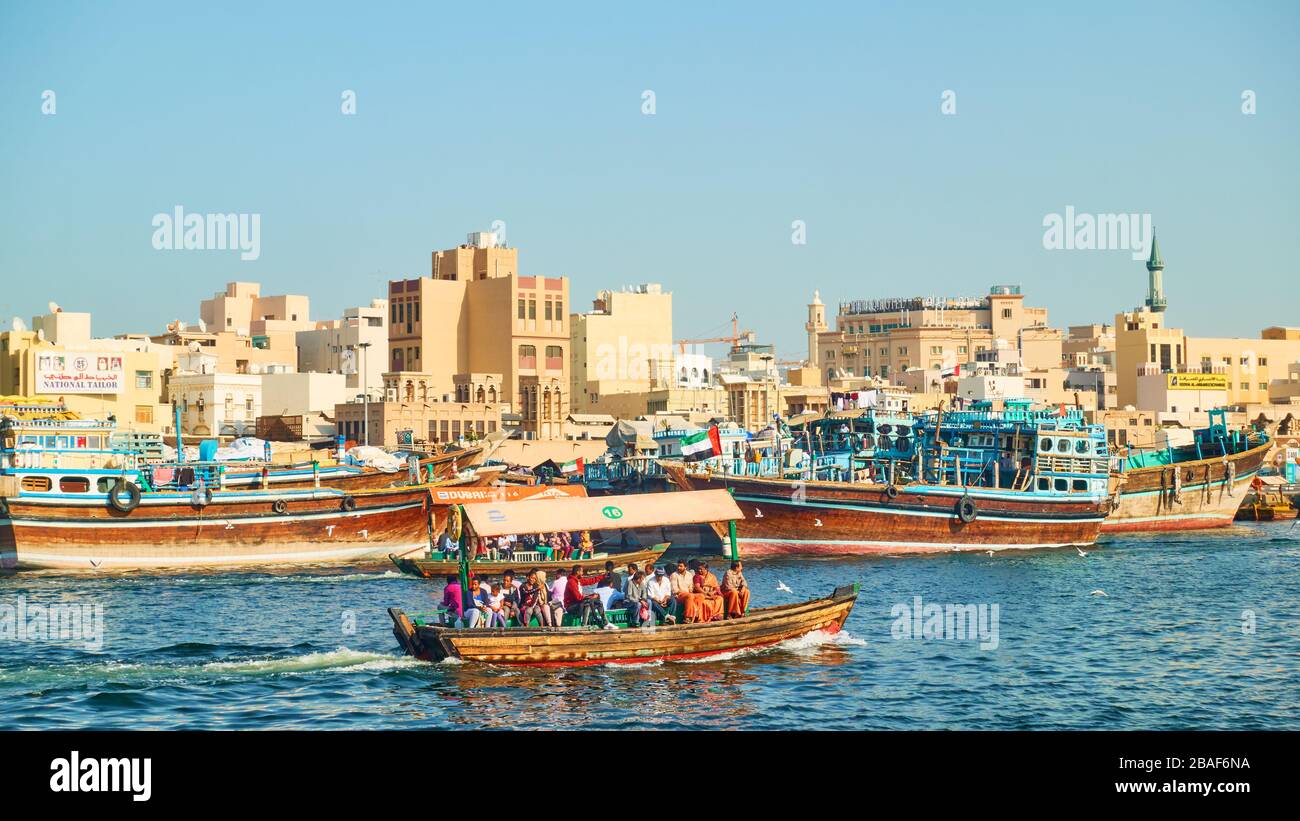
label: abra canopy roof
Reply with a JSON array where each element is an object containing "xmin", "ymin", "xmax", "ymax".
[{"xmin": 460, "ymin": 489, "xmax": 745, "ymax": 537}]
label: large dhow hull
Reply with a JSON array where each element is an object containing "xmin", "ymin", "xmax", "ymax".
[
  {"xmin": 0, "ymin": 485, "xmax": 435, "ymax": 571},
  {"xmin": 1103, "ymin": 441, "xmax": 1270, "ymax": 532},
  {"xmin": 389, "ymin": 583, "xmax": 858, "ymax": 666},
  {"xmin": 665, "ymin": 464, "xmax": 1105, "ymax": 556}
]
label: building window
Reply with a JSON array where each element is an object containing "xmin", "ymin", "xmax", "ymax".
[
  {"xmin": 518, "ymin": 299, "xmax": 526, "ymax": 319},
  {"xmin": 545, "ymin": 300, "xmax": 553, "ymax": 321},
  {"xmin": 136, "ymin": 370, "xmax": 153, "ymax": 389},
  {"xmin": 1259, "ymin": 382, "xmax": 1267, "ymax": 391},
  {"xmin": 391, "ymin": 303, "xmax": 398, "ymax": 323},
  {"xmin": 545, "ymin": 345, "xmax": 563, "ymax": 370},
  {"xmin": 528, "ymin": 299, "xmax": 536, "ymax": 320},
  {"xmin": 1241, "ymin": 382, "xmax": 1249, "ymax": 390},
  {"xmin": 1002, "ymin": 308, "xmax": 1012, "ymax": 319},
  {"xmin": 135, "ymin": 405, "xmax": 153, "ymax": 424},
  {"xmin": 519, "ymin": 344, "xmax": 537, "ymax": 369},
  {"xmin": 1259, "ymin": 357, "xmax": 1268, "ymax": 366}
]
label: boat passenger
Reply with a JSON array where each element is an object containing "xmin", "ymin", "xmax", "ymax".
[
  {"xmin": 536, "ymin": 532, "xmax": 555, "ymax": 561},
  {"xmin": 646, "ymin": 566, "xmax": 675, "ymax": 625},
  {"xmin": 500, "ymin": 570, "xmax": 522, "ymax": 623},
  {"xmin": 550, "ymin": 532, "xmax": 566, "ymax": 560},
  {"xmin": 623, "ymin": 562, "xmax": 641, "ymax": 594},
  {"xmin": 578, "ymin": 530, "xmax": 595, "ymax": 559},
  {"xmin": 599, "ymin": 560, "xmax": 624, "ymax": 592},
  {"xmin": 437, "ymin": 527, "xmax": 456, "ymax": 560},
  {"xmin": 721, "ymin": 560, "xmax": 750, "ymax": 619},
  {"xmin": 670, "ymin": 560, "xmax": 703, "ymax": 624},
  {"xmin": 623, "ymin": 570, "xmax": 651, "ymax": 627},
  {"xmin": 519, "ymin": 569, "xmax": 551, "ymax": 627},
  {"xmin": 693, "ymin": 561, "xmax": 725, "ymax": 622},
  {"xmin": 565, "ymin": 564, "xmax": 611, "ymax": 628},
  {"xmin": 484, "ymin": 584, "xmax": 509, "ymax": 628},
  {"xmin": 549, "ymin": 568, "xmax": 570, "ymax": 624},
  {"xmin": 595, "ymin": 575, "xmax": 624, "ymax": 611},
  {"xmin": 441, "ymin": 575, "xmax": 480, "ymax": 628}
]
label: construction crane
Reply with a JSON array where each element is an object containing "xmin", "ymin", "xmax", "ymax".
[{"xmin": 676, "ymin": 313, "xmax": 756, "ymax": 354}]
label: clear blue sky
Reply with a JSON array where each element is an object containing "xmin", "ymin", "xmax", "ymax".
[{"xmin": 2, "ymin": 1, "xmax": 1297, "ymax": 361}]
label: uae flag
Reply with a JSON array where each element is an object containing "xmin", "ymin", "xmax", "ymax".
[
  {"xmin": 681, "ymin": 426, "xmax": 723, "ymax": 462},
  {"xmin": 560, "ymin": 457, "xmax": 584, "ymax": 475}
]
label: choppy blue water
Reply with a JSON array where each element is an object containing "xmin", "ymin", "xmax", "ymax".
[{"xmin": 2, "ymin": 523, "xmax": 1297, "ymax": 730}]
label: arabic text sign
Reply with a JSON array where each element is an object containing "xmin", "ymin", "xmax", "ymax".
[
  {"xmin": 35, "ymin": 352, "xmax": 124, "ymax": 394},
  {"xmin": 1166, "ymin": 373, "xmax": 1228, "ymax": 391}
]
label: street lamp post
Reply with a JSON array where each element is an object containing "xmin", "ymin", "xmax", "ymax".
[{"xmin": 356, "ymin": 341, "xmax": 372, "ymax": 447}]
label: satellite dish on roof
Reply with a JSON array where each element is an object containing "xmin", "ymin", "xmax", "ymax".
[
  {"xmin": 196, "ymin": 319, "xmax": 207, "ymax": 332},
  {"xmin": 36, "ymin": 328, "xmax": 45, "ymax": 341},
  {"xmin": 48, "ymin": 302, "xmax": 63, "ymax": 314},
  {"xmin": 11, "ymin": 317, "xmax": 27, "ymax": 332}
]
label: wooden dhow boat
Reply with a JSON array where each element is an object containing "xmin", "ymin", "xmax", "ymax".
[
  {"xmin": 1103, "ymin": 411, "xmax": 1270, "ymax": 532},
  {"xmin": 664, "ymin": 403, "xmax": 1111, "ymax": 557},
  {"xmin": 390, "ymin": 582, "xmax": 857, "ymax": 666},
  {"xmin": 0, "ymin": 482, "xmax": 441, "ymax": 570}
]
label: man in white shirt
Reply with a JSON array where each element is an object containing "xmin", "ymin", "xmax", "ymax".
[{"xmin": 646, "ymin": 566, "xmax": 675, "ymax": 624}]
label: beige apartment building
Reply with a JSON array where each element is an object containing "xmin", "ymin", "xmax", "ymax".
[
  {"xmin": 570, "ymin": 283, "xmax": 674, "ymax": 413},
  {"xmin": 1115, "ymin": 308, "xmax": 1300, "ymax": 410},
  {"xmin": 809, "ymin": 285, "xmax": 1054, "ymax": 383},
  {"xmin": 295, "ymin": 299, "xmax": 388, "ymax": 396},
  {"xmin": 387, "ymin": 232, "xmax": 569, "ymax": 439},
  {"xmin": 0, "ymin": 309, "xmax": 171, "ymax": 431}
]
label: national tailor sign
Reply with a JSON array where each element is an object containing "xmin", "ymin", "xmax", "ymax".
[{"xmin": 35, "ymin": 352, "xmax": 124, "ymax": 394}]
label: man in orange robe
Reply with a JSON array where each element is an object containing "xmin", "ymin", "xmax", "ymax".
[
  {"xmin": 669, "ymin": 559, "xmax": 702, "ymax": 623},
  {"xmin": 720, "ymin": 560, "xmax": 750, "ymax": 618},
  {"xmin": 693, "ymin": 561, "xmax": 725, "ymax": 622}
]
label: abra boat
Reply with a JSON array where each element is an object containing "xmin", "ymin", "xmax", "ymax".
[
  {"xmin": 1103, "ymin": 410, "xmax": 1270, "ymax": 531},
  {"xmin": 664, "ymin": 402, "xmax": 1110, "ymax": 556},
  {"xmin": 388, "ymin": 488, "xmax": 859, "ymax": 666},
  {"xmin": 390, "ymin": 583, "xmax": 857, "ymax": 666}
]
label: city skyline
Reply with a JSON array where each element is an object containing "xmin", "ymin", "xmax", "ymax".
[{"xmin": 2, "ymin": 1, "xmax": 1298, "ymax": 358}]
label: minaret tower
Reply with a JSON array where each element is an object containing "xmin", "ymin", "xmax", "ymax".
[
  {"xmin": 1145, "ymin": 234, "xmax": 1166, "ymax": 313},
  {"xmin": 806, "ymin": 290, "xmax": 827, "ymax": 366}
]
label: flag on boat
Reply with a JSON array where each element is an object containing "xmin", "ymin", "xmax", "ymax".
[
  {"xmin": 681, "ymin": 426, "xmax": 723, "ymax": 462},
  {"xmin": 560, "ymin": 457, "xmax": 585, "ymax": 475},
  {"xmin": 941, "ymin": 363, "xmax": 961, "ymax": 379}
]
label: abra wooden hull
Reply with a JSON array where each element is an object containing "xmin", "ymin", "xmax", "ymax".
[
  {"xmin": 0, "ymin": 485, "xmax": 434, "ymax": 570},
  {"xmin": 390, "ymin": 544, "xmax": 669, "ymax": 582},
  {"xmin": 665, "ymin": 465, "xmax": 1105, "ymax": 556},
  {"xmin": 389, "ymin": 583, "xmax": 858, "ymax": 666},
  {"xmin": 1101, "ymin": 442, "xmax": 1268, "ymax": 532}
]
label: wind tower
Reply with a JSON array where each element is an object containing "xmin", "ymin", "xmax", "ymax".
[{"xmin": 1145, "ymin": 234, "xmax": 1167, "ymax": 313}]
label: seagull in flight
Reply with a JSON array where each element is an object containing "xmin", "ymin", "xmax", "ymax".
[
  {"xmin": 1076, "ymin": 547, "xmax": 1089, "ymax": 557},
  {"xmin": 776, "ymin": 580, "xmax": 794, "ymax": 595}
]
